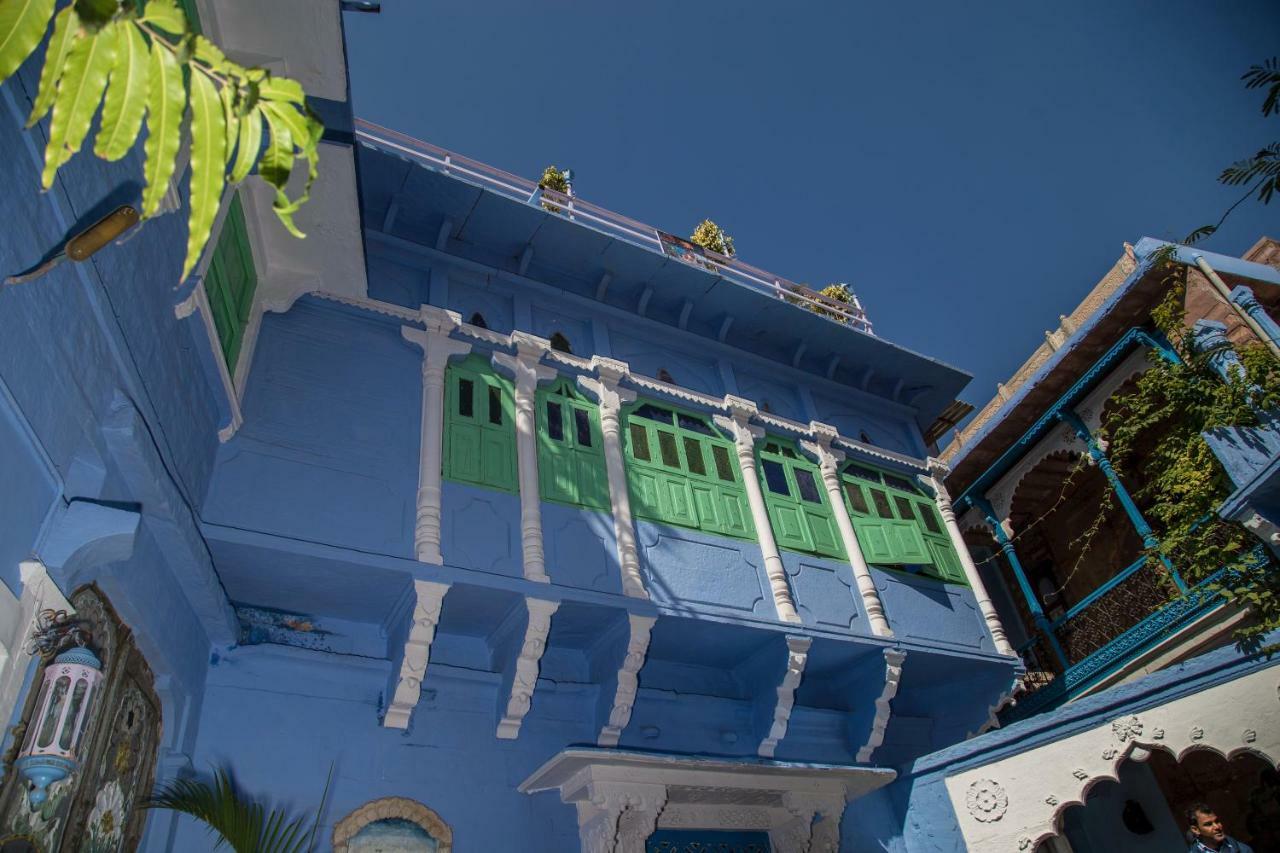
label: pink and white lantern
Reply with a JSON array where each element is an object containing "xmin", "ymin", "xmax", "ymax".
[{"xmin": 15, "ymin": 645, "xmax": 102, "ymax": 807}]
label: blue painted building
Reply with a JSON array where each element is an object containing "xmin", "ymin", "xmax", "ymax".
[{"xmin": 0, "ymin": 4, "xmax": 1023, "ymax": 850}]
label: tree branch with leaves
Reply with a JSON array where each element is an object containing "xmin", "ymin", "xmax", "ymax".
[{"xmin": 0, "ymin": 0, "xmax": 321, "ymax": 283}]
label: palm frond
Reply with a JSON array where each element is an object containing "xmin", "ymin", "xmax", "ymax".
[
  {"xmin": 1242, "ymin": 57, "xmax": 1280, "ymax": 116},
  {"xmin": 143, "ymin": 769, "xmax": 311, "ymax": 853}
]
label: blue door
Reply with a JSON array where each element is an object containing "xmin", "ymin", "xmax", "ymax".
[{"xmin": 646, "ymin": 829, "xmax": 772, "ymax": 852}]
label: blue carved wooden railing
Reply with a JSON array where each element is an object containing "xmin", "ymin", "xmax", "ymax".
[{"xmin": 1003, "ymin": 546, "xmax": 1268, "ymax": 722}]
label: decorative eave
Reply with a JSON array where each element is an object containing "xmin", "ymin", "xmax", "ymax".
[{"xmin": 519, "ymin": 747, "xmax": 895, "ymax": 800}]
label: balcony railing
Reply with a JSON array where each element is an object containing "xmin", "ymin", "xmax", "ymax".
[
  {"xmin": 1004, "ymin": 547, "xmax": 1269, "ymax": 721},
  {"xmin": 355, "ymin": 119, "xmax": 874, "ymax": 335}
]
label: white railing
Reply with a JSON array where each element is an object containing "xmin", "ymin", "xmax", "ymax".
[{"xmin": 355, "ymin": 119, "xmax": 874, "ymax": 336}]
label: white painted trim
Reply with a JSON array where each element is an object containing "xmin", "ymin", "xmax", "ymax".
[
  {"xmin": 383, "ymin": 579, "xmax": 450, "ymax": 729},
  {"xmin": 926, "ymin": 458, "xmax": 1015, "ymax": 656},
  {"xmin": 402, "ymin": 308, "xmax": 472, "ymax": 565},
  {"xmin": 0, "ymin": 562, "xmax": 73, "ymax": 734},
  {"xmin": 857, "ymin": 648, "xmax": 907, "ymax": 763},
  {"xmin": 491, "ymin": 334, "xmax": 557, "ymax": 584},
  {"xmin": 598, "ymin": 614, "xmax": 656, "ymax": 746},
  {"xmin": 758, "ymin": 636, "xmax": 811, "ymax": 758},
  {"xmin": 497, "ymin": 597, "xmax": 559, "ymax": 739},
  {"xmin": 944, "ymin": 663, "xmax": 1280, "ymax": 852},
  {"xmin": 983, "ymin": 423, "xmax": 1085, "ymax": 526},
  {"xmin": 577, "ymin": 357, "xmax": 645, "ymax": 599},
  {"xmin": 803, "ymin": 424, "xmax": 892, "ymax": 637},
  {"xmin": 715, "ymin": 398, "xmax": 801, "ymax": 624}
]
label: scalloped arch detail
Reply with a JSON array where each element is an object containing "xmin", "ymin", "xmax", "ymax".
[{"xmin": 332, "ymin": 797, "xmax": 453, "ymax": 852}]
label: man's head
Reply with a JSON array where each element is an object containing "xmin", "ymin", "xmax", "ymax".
[{"xmin": 1187, "ymin": 803, "xmax": 1226, "ymax": 847}]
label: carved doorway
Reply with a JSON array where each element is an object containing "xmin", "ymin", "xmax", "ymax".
[{"xmin": 0, "ymin": 585, "xmax": 161, "ymax": 852}]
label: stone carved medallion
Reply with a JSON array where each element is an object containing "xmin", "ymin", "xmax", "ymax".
[
  {"xmin": 965, "ymin": 779, "xmax": 1008, "ymax": 822},
  {"xmin": 1111, "ymin": 715, "xmax": 1143, "ymax": 742}
]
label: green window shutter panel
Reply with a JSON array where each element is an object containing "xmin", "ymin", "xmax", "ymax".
[
  {"xmin": 443, "ymin": 356, "xmax": 517, "ymax": 493},
  {"xmin": 203, "ymin": 195, "xmax": 258, "ymax": 372},
  {"xmin": 757, "ymin": 439, "xmax": 844, "ymax": 559},
  {"xmin": 851, "ymin": 517, "xmax": 929, "ymax": 565},
  {"xmin": 622, "ymin": 403, "xmax": 753, "ymax": 540},
  {"xmin": 927, "ymin": 538, "xmax": 966, "ymax": 583},
  {"xmin": 535, "ymin": 381, "xmax": 609, "ymax": 511}
]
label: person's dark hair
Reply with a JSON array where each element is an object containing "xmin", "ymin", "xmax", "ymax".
[{"xmin": 1186, "ymin": 802, "xmax": 1216, "ymax": 826}]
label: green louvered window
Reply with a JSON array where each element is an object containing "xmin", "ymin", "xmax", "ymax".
[
  {"xmin": 623, "ymin": 402, "xmax": 753, "ymax": 539},
  {"xmin": 536, "ymin": 379, "xmax": 608, "ymax": 511},
  {"xmin": 443, "ymin": 354, "xmax": 517, "ymax": 493},
  {"xmin": 840, "ymin": 463, "xmax": 966, "ymax": 583},
  {"xmin": 204, "ymin": 195, "xmax": 258, "ymax": 372},
  {"xmin": 758, "ymin": 439, "xmax": 844, "ymax": 559}
]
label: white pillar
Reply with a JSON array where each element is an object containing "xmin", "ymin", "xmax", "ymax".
[
  {"xmin": 578, "ymin": 357, "xmax": 647, "ymax": 599},
  {"xmin": 402, "ymin": 307, "xmax": 472, "ymax": 565},
  {"xmin": 802, "ymin": 423, "xmax": 892, "ymax": 637},
  {"xmin": 493, "ymin": 333, "xmax": 557, "ymax": 584},
  {"xmin": 715, "ymin": 396, "xmax": 801, "ymax": 624},
  {"xmin": 924, "ymin": 458, "xmax": 1015, "ymax": 656}
]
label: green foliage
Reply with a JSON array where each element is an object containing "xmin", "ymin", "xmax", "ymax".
[
  {"xmin": 689, "ymin": 219, "xmax": 735, "ymax": 258},
  {"xmin": 538, "ymin": 164, "xmax": 568, "ymax": 213},
  {"xmin": 781, "ymin": 281, "xmax": 860, "ymax": 325},
  {"xmin": 1102, "ymin": 263, "xmax": 1280, "ymax": 652},
  {"xmin": 1186, "ymin": 57, "xmax": 1279, "ymax": 244},
  {"xmin": 0, "ymin": 0, "xmax": 321, "ymax": 283},
  {"xmin": 144, "ymin": 767, "xmax": 330, "ymax": 853}
]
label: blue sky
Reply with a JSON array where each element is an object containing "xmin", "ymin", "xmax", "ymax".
[{"xmin": 344, "ymin": 1, "xmax": 1279, "ymax": 412}]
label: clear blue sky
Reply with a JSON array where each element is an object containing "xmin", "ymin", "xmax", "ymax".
[{"xmin": 344, "ymin": 1, "xmax": 1279, "ymax": 412}]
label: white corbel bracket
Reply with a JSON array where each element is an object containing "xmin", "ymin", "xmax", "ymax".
[{"xmin": 384, "ymin": 580, "xmax": 450, "ymax": 729}]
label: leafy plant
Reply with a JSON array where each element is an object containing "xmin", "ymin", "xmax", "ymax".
[
  {"xmin": 689, "ymin": 219, "xmax": 735, "ymax": 258},
  {"xmin": 782, "ymin": 281, "xmax": 859, "ymax": 324},
  {"xmin": 1101, "ymin": 256, "xmax": 1280, "ymax": 653},
  {"xmin": 0, "ymin": 0, "xmax": 321, "ymax": 283},
  {"xmin": 1185, "ymin": 57, "xmax": 1279, "ymax": 244},
  {"xmin": 143, "ymin": 766, "xmax": 331, "ymax": 853},
  {"xmin": 538, "ymin": 164, "xmax": 568, "ymax": 213}
]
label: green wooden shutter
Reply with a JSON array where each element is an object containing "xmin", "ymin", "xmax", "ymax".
[
  {"xmin": 841, "ymin": 466, "xmax": 937, "ymax": 569},
  {"xmin": 443, "ymin": 355, "xmax": 517, "ymax": 493},
  {"xmin": 536, "ymin": 380, "xmax": 609, "ymax": 511},
  {"xmin": 757, "ymin": 440, "xmax": 844, "ymax": 559},
  {"xmin": 203, "ymin": 195, "xmax": 258, "ymax": 371},
  {"xmin": 623, "ymin": 403, "xmax": 752, "ymax": 539}
]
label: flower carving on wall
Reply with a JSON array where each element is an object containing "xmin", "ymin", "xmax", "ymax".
[
  {"xmin": 966, "ymin": 779, "xmax": 1008, "ymax": 822},
  {"xmin": 1243, "ymin": 729, "xmax": 1257, "ymax": 743},
  {"xmin": 1045, "ymin": 795, "xmax": 1059, "ymax": 806},
  {"xmin": 1018, "ymin": 836, "xmax": 1033, "ymax": 850},
  {"xmin": 1190, "ymin": 726, "xmax": 1205, "ymax": 741},
  {"xmin": 1073, "ymin": 768, "xmax": 1089, "ymax": 780},
  {"xmin": 1101, "ymin": 747, "xmax": 1118, "ymax": 760},
  {"xmin": 1151, "ymin": 727, "xmax": 1165, "ymax": 739},
  {"xmin": 1111, "ymin": 715, "xmax": 1143, "ymax": 742}
]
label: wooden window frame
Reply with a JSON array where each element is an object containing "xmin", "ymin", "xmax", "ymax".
[
  {"xmin": 203, "ymin": 194, "xmax": 257, "ymax": 373},
  {"xmin": 442, "ymin": 354, "xmax": 518, "ymax": 493},
  {"xmin": 535, "ymin": 379, "xmax": 609, "ymax": 511},
  {"xmin": 622, "ymin": 401, "xmax": 754, "ymax": 539},
  {"xmin": 757, "ymin": 438, "xmax": 845, "ymax": 559}
]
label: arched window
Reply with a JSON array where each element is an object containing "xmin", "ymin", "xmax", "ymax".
[
  {"xmin": 0, "ymin": 586, "xmax": 161, "ymax": 852},
  {"xmin": 536, "ymin": 379, "xmax": 607, "ymax": 511},
  {"xmin": 468, "ymin": 312, "xmax": 488, "ymax": 330},
  {"xmin": 757, "ymin": 439, "xmax": 843, "ymax": 559},
  {"xmin": 333, "ymin": 797, "xmax": 453, "ymax": 852},
  {"xmin": 443, "ymin": 354, "xmax": 517, "ymax": 493},
  {"xmin": 549, "ymin": 332, "xmax": 572, "ymax": 354},
  {"xmin": 623, "ymin": 402, "xmax": 752, "ymax": 539},
  {"xmin": 839, "ymin": 464, "xmax": 965, "ymax": 583}
]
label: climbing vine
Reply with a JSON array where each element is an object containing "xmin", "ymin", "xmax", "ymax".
[{"xmin": 1101, "ymin": 252, "xmax": 1280, "ymax": 652}]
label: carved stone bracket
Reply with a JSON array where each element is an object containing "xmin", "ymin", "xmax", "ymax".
[
  {"xmin": 497, "ymin": 597, "xmax": 560, "ymax": 739},
  {"xmin": 759, "ymin": 636, "xmax": 812, "ymax": 758},
  {"xmin": 857, "ymin": 648, "xmax": 907, "ymax": 763},
  {"xmin": 384, "ymin": 580, "xmax": 449, "ymax": 729},
  {"xmin": 598, "ymin": 614, "xmax": 656, "ymax": 747}
]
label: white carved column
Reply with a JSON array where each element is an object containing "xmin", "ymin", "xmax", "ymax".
[
  {"xmin": 599, "ymin": 613, "xmax": 656, "ymax": 746},
  {"xmin": 773, "ymin": 791, "xmax": 845, "ymax": 853},
  {"xmin": 802, "ymin": 424, "xmax": 892, "ymax": 637},
  {"xmin": 493, "ymin": 333, "xmax": 557, "ymax": 584},
  {"xmin": 575, "ymin": 781, "xmax": 667, "ymax": 853},
  {"xmin": 578, "ymin": 357, "xmax": 647, "ymax": 599},
  {"xmin": 759, "ymin": 635, "xmax": 811, "ymax": 757},
  {"xmin": 715, "ymin": 397, "xmax": 801, "ymax": 624},
  {"xmin": 924, "ymin": 458, "xmax": 1015, "ymax": 656},
  {"xmin": 402, "ymin": 307, "xmax": 472, "ymax": 565},
  {"xmin": 384, "ymin": 579, "xmax": 450, "ymax": 729},
  {"xmin": 497, "ymin": 596, "xmax": 559, "ymax": 739}
]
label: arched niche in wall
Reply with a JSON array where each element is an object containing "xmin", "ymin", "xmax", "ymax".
[{"xmin": 332, "ymin": 797, "xmax": 453, "ymax": 852}]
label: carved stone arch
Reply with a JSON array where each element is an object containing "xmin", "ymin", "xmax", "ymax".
[
  {"xmin": 1075, "ymin": 346, "xmax": 1154, "ymax": 437},
  {"xmin": 332, "ymin": 797, "xmax": 453, "ymax": 852},
  {"xmin": 986, "ymin": 427, "xmax": 1086, "ymax": 524},
  {"xmin": 1005, "ymin": 446, "xmax": 1086, "ymax": 529}
]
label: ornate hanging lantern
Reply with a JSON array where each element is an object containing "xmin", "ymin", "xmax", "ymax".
[{"xmin": 14, "ymin": 609, "xmax": 102, "ymax": 807}]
